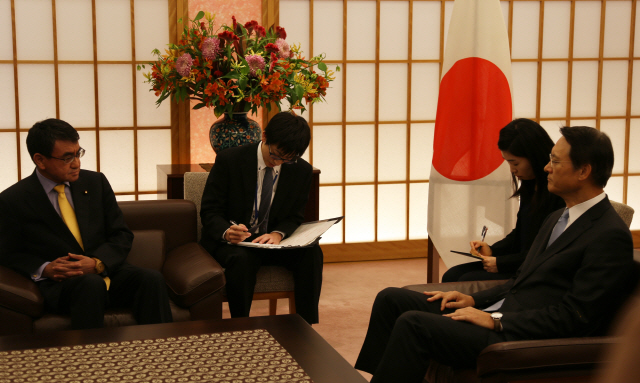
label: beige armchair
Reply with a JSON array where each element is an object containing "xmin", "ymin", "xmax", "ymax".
[{"xmin": 184, "ymin": 171, "xmax": 296, "ymax": 315}]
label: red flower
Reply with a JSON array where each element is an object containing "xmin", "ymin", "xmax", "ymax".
[
  {"xmin": 232, "ymin": 16, "xmax": 237, "ymax": 30},
  {"xmin": 218, "ymin": 30, "xmax": 239, "ymax": 42},
  {"xmin": 200, "ymin": 21, "xmax": 206, "ymax": 31},
  {"xmin": 244, "ymin": 20, "xmax": 259, "ymax": 35},
  {"xmin": 269, "ymin": 52, "xmax": 278, "ymax": 72},
  {"xmin": 265, "ymin": 43, "xmax": 279, "ymax": 53},
  {"xmin": 214, "ymin": 70, "xmax": 223, "ymax": 77},
  {"xmin": 275, "ymin": 26, "xmax": 287, "ymax": 40},
  {"xmin": 255, "ymin": 26, "xmax": 266, "ymax": 37}
]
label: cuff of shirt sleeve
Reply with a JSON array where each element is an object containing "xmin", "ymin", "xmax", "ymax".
[{"xmin": 32, "ymin": 262, "xmax": 50, "ymax": 281}]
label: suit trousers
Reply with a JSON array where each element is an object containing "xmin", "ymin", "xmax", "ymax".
[
  {"xmin": 38, "ymin": 263, "xmax": 173, "ymax": 329},
  {"xmin": 441, "ymin": 261, "xmax": 514, "ymax": 282},
  {"xmin": 214, "ymin": 243, "xmax": 323, "ymax": 324},
  {"xmin": 355, "ymin": 287, "xmax": 505, "ymax": 383}
]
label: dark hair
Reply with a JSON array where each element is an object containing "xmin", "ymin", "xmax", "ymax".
[
  {"xmin": 560, "ymin": 126, "xmax": 613, "ymax": 188},
  {"xmin": 497, "ymin": 118, "xmax": 559, "ymax": 213},
  {"xmin": 26, "ymin": 119, "xmax": 79, "ymax": 161},
  {"xmin": 263, "ymin": 112, "xmax": 310, "ymax": 158}
]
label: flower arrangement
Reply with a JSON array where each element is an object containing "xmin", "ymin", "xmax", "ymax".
[{"xmin": 140, "ymin": 11, "xmax": 338, "ymax": 118}]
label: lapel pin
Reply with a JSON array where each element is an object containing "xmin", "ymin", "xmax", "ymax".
[{"xmin": 84, "ymin": 190, "xmax": 88, "ymax": 194}]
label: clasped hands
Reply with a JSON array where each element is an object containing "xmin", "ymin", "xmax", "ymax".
[
  {"xmin": 470, "ymin": 240, "xmax": 498, "ymax": 273},
  {"xmin": 424, "ymin": 290, "xmax": 495, "ymax": 330},
  {"xmin": 42, "ymin": 254, "xmax": 97, "ymax": 282},
  {"xmin": 225, "ymin": 223, "xmax": 282, "ymax": 245}
]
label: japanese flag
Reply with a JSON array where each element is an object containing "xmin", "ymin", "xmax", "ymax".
[{"xmin": 428, "ymin": 0, "xmax": 517, "ymax": 269}]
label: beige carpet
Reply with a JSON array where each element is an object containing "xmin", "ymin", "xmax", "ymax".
[{"xmin": 221, "ymin": 257, "xmax": 446, "ymax": 381}]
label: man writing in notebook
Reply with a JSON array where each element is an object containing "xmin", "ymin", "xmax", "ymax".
[
  {"xmin": 355, "ymin": 126, "xmax": 634, "ymax": 382},
  {"xmin": 0, "ymin": 119, "xmax": 172, "ymax": 329},
  {"xmin": 200, "ymin": 112, "xmax": 323, "ymax": 324}
]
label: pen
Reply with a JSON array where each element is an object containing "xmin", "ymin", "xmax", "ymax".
[
  {"xmin": 481, "ymin": 225, "xmax": 488, "ymax": 242},
  {"xmin": 230, "ymin": 220, "xmax": 238, "ymax": 226}
]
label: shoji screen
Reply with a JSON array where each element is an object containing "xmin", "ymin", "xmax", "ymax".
[
  {"xmin": 280, "ymin": 0, "xmax": 639, "ymax": 256},
  {"xmin": 0, "ymin": 0, "xmax": 172, "ymax": 200}
]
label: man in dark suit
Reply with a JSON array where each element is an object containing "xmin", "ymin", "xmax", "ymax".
[
  {"xmin": 355, "ymin": 126, "xmax": 634, "ymax": 383},
  {"xmin": 0, "ymin": 119, "xmax": 172, "ymax": 330},
  {"xmin": 200, "ymin": 112, "xmax": 323, "ymax": 324}
]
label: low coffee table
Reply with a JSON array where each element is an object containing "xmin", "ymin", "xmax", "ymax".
[{"xmin": 0, "ymin": 314, "xmax": 367, "ymax": 382}]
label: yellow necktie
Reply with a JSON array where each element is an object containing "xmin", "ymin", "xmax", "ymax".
[{"xmin": 54, "ymin": 185, "xmax": 110, "ymax": 289}]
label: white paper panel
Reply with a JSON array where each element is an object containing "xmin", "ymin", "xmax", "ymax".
[
  {"xmin": 346, "ymin": 124, "xmax": 374, "ymax": 183},
  {"xmin": 604, "ymin": 176, "xmax": 623, "ymax": 205},
  {"xmin": 95, "ymin": 0, "xmax": 132, "ymax": 61},
  {"xmin": 603, "ymin": 1, "xmax": 631, "ymax": 58},
  {"xmin": 138, "ymin": 194, "xmax": 159, "ymax": 200},
  {"xmin": 280, "ymin": 1, "xmax": 310, "ymax": 58},
  {"xmin": 378, "ymin": 183, "xmax": 406, "ymax": 241},
  {"xmin": 540, "ymin": 62, "xmax": 568, "ymax": 118},
  {"xmin": 412, "ymin": 1, "xmax": 441, "ymax": 60},
  {"xmin": 410, "ymin": 63, "xmax": 440, "ymax": 121},
  {"xmin": 0, "ymin": 0, "xmax": 12, "ymax": 60},
  {"xmin": 312, "ymin": 65, "xmax": 342, "ymax": 123},
  {"xmin": 378, "ymin": 124, "xmax": 406, "ymax": 182},
  {"xmin": 312, "ymin": 125, "xmax": 342, "ymax": 184},
  {"xmin": 136, "ymin": 70, "xmax": 170, "ymax": 127},
  {"xmin": 573, "ymin": 1, "xmax": 601, "ymax": 58},
  {"xmin": 99, "ymin": 130, "xmax": 134, "ymax": 192},
  {"xmin": 633, "ymin": 61, "xmax": 640, "ymax": 115},
  {"xmin": 137, "ymin": 129, "xmax": 171, "ymax": 191},
  {"xmin": 313, "ymin": 1, "xmax": 343, "ymax": 60},
  {"xmin": 570, "ymin": 61, "xmax": 598, "ymax": 117},
  {"xmin": 134, "ymin": 0, "xmax": 169, "ymax": 62},
  {"xmin": 511, "ymin": 1, "xmax": 539, "ymax": 59},
  {"xmin": 637, "ymin": 6, "xmax": 640, "ymax": 58},
  {"xmin": 409, "ymin": 182, "xmax": 429, "ymax": 239},
  {"xmin": 539, "ymin": 121, "xmax": 564, "ymax": 144},
  {"xmin": 511, "ymin": 62, "xmax": 538, "ymax": 119},
  {"xmin": 410, "ymin": 123, "xmax": 434, "ymax": 180},
  {"xmin": 318, "ymin": 186, "xmax": 343, "ymax": 244},
  {"xmin": 56, "ymin": 0, "xmax": 93, "ymax": 61},
  {"xmin": 345, "ymin": 64, "xmax": 375, "ymax": 121},
  {"xmin": 19, "ymin": 132, "xmax": 31, "ymax": 179},
  {"xmin": 626, "ymin": 176, "xmax": 640, "ymax": 230},
  {"xmin": 346, "ymin": 1, "xmax": 376, "ymax": 60},
  {"xmin": 542, "ymin": 1, "xmax": 570, "ymax": 59},
  {"xmin": 380, "ymin": 1, "xmax": 408, "ymax": 60},
  {"xmin": 629, "ymin": 119, "xmax": 640, "ymax": 173},
  {"xmin": 116, "ymin": 195, "xmax": 136, "ymax": 201},
  {"xmin": 345, "ymin": 185, "xmax": 375, "ymax": 242},
  {"xmin": 14, "ymin": 0, "xmax": 53, "ymax": 60},
  {"xmin": 0, "ymin": 133, "xmax": 18, "ymax": 191},
  {"xmin": 18, "ymin": 64, "xmax": 56, "ymax": 129},
  {"xmin": 0, "ymin": 64, "xmax": 15, "ymax": 129},
  {"xmin": 77, "ymin": 130, "xmax": 97, "ymax": 172},
  {"xmin": 98, "ymin": 64, "xmax": 133, "ymax": 127},
  {"xmin": 58, "ymin": 65, "xmax": 95, "ymax": 128},
  {"xmin": 379, "ymin": 64, "xmax": 407, "ymax": 121},
  {"xmin": 600, "ymin": 119, "xmax": 626, "ymax": 174},
  {"xmin": 442, "ymin": 1, "xmax": 454, "ymax": 49},
  {"xmin": 601, "ymin": 61, "xmax": 628, "ymax": 117}
]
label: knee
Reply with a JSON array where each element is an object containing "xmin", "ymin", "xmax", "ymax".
[
  {"xmin": 136, "ymin": 268, "xmax": 167, "ymax": 287},
  {"xmin": 373, "ymin": 287, "xmax": 406, "ymax": 310},
  {"xmin": 73, "ymin": 274, "xmax": 108, "ymax": 298}
]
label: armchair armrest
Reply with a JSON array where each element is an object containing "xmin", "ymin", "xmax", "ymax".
[
  {"xmin": 477, "ymin": 336, "xmax": 616, "ymax": 379},
  {"xmin": 162, "ymin": 243, "xmax": 225, "ymax": 307},
  {"xmin": 404, "ymin": 279, "xmax": 507, "ymax": 296},
  {"xmin": 0, "ymin": 265, "xmax": 44, "ymax": 317}
]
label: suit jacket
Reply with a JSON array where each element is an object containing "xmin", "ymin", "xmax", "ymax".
[
  {"xmin": 200, "ymin": 142, "xmax": 312, "ymax": 254},
  {"xmin": 472, "ymin": 197, "xmax": 634, "ymax": 341},
  {"xmin": 0, "ymin": 169, "xmax": 133, "ymax": 278}
]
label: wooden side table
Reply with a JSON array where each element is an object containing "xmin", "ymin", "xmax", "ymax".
[{"xmin": 157, "ymin": 164, "xmax": 321, "ymax": 222}]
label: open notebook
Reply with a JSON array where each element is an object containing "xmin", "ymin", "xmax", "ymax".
[{"xmin": 235, "ymin": 217, "xmax": 343, "ymax": 249}]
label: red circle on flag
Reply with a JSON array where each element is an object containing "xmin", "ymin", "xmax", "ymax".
[{"xmin": 433, "ymin": 57, "xmax": 512, "ymax": 181}]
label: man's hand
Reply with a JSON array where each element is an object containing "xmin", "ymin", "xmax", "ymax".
[
  {"xmin": 424, "ymin": 290, "xmax": 475, "ymax": 311},
  {"xmin": 470, "ymin": 240, "xmax": 492, "ymax": 257},
  {"xmin": 481, "ymin": 255, "xmax": 498, "ymax": 273},
  {"xmin": 443, "ymin": 307, "xmax": 495, "ymax": 329},
  {"xmin": 42, "ymin": 254, "xmax": 97, "ymax": 281},
  {"xmin": 252, "ymin": 232, "xmax": 283, "ymax": 245},
  {"xmin": 225, "ymin": 223, "xmax": 251, "ymax": 244}
]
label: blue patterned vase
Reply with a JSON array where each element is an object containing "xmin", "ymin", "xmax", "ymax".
[{"xmin": 209, "ymin": 113, "xmax": 262, "ymax": 153}]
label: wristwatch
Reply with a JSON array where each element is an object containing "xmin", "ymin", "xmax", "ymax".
[
  {"xmin": 491, "ymin": 312, "xmax": 504, "ymax": 332},
  {"xmin": 92, "ymin": 257, "xmax": 105, "ymax": 275}
]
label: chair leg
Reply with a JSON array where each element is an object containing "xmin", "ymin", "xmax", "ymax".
[
  {"xmin": 288, "ymin": 293, "xmax": 296, "ymax": 314},
  {"xmin": 269, "ymin": 299, "xmax": 277, "ymax": 315}
]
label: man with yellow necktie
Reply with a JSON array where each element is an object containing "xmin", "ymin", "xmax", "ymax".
[{"xmin": 0, "ymin": 119, "xmax": 172, "ymax": 329}]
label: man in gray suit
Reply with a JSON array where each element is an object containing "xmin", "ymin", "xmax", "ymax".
[{"xmin": 355, "ymin": 126, "xmax": 634, "ymax": 383}]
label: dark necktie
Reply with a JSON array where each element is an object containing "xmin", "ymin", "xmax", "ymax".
[
  {"xmin": 547, "ymin": 209, "xmax": 569, "ymax": 248},
  {"xmin": 257, "ymin": 168, "xmax": 273, "ymax": 233}
]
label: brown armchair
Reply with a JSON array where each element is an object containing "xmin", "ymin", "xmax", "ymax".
[{"xmin": 0, "ymin": 199, "xmax": 225, "ymax": 336}]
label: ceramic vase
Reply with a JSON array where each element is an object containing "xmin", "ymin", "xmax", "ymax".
[{"xmin": 209, "ymin": 113, "xmax": 262, "ymax": 153}]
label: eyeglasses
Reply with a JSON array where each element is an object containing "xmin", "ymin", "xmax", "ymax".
[
  {"xmin": 49, "ymin": 148, "xmax": 85, "ymax": 164},
  {"xmin": 548, "ymin": 154, "xmax": 572, "ymax": 167},
  {"xmin": 268, "ymin": 144, "xmax": 298, "ymax": 164}
]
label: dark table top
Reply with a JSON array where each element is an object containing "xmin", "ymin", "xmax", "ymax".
[{"xmin": 0, "ymin": 314, "xmax": 366, "ymax": 383}]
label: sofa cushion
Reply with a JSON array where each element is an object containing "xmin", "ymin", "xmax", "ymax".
[{"xmin": 126, "ymin": 230, "xmax": 165, "ymax": 272}]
